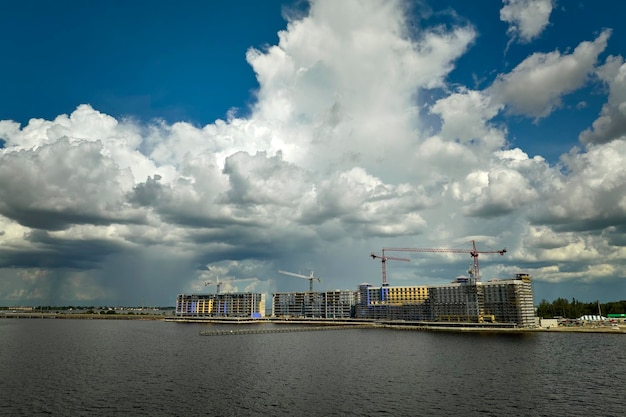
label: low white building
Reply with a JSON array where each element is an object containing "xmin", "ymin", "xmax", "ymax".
[
  {"xmin": 539, "ymin": 318, "xmax": 558, "ymax": 329},
  {"xmin": 579, "ymin": 315, "xmax": 607, "ymax": 322}
]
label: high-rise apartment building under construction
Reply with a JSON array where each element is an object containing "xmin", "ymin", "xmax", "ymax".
[
  {"xmin": 355, "ymin": 274, "xmax": 534, "ymax": 327},
  {"xmin": 175, "ymin": 274, "xmax": 534, "ymax": 328}
]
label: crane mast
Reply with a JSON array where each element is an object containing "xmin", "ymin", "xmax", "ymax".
[
  {"xmin": 383, "ymin": 240, "xmax": 506, "ymax": 282},
  {"xmin": 204, "ymin": 280, "xmax": 222, "ymax": 294},
  {"xmin": 204, "ymin": 278, "xmax": 256, "ymax": 294},
  {"xmin": 370, "ymin": 250, "xmax": 410, "ymax": 286}
]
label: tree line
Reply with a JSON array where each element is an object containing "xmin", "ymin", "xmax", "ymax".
[{"xmin": 536, "ymin": 298, "xmax": 626, "ymax": 319}]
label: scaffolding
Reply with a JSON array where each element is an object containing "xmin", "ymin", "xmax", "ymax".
[{"xmin": 482, "ymin": 274, "xmax": 534, "ymax": 326}]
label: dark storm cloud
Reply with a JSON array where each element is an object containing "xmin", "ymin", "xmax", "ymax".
[
  {"xmin": 579, "ymin": 106, "xmax": 626, "ymax": 145},
  {"xmin": 190, "ymin": 223, "xmax": 321, "ymax": 261},
  {"xmin": 549, "ymin": 217, "xmax": 626, "ymax": 234},
  {"xmin": 128, "ymin": 171, "xmax": 263, "ymax": 229},
  {"xmin": 529, "ymin": 199, "xmax": 626, "ymax": 234},
  {"xmin": 463, "ymin": 201, "xmax": 518, "ymax": 218},
  {"xmin": 605, "ymin": 226, "xmax": 626, "ymax": 247},
  {"xmin": 128, "ymin": 175, "xmax": 164, "ymax": 207},
  {"xmin": 0, "ymin": 138, "xmax": 146, "ymax": 231},
  {"xmin": 0, "ymin": 205, "xmax": 143, "ymax": 232},
  {"xmin": 0, "ymin": 230, "xmax": 127, "ymax": 269}
]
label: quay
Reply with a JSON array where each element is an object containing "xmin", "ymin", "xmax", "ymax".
[
  {"xmin": 2, "ymin": 312, "xmax": 624, "ymax": 333},
  {"xmin": 0, "ymin": 312, "xmax": 166, "ymax": 320},
  {"xmin": 199, "ymin": 324, "xmax": 370, "ymax": 336}
]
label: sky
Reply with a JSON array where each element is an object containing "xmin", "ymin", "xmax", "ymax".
[{"xmin": 1, "ymin": 0, "xmax": 626, "ymax": 307}]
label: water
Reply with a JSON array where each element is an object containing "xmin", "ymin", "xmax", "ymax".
[{"xmin": 1, "ymin": 319, "xmax": 624, "ymax": 416}]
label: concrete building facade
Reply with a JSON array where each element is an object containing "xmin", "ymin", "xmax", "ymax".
[
  {"xmin": 176, "ymin": 293, "xmax": 265, "ymax": 318},
  {"xmin": 355, "ymin": 284, "xmax": 431, "ymax": 321},
  {"xmin": 272, "ymin": 290, "xmax": 355, "ymax": 319}
]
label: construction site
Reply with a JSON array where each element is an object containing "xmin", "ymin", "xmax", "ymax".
[
  {"xmin": 354, "ymin": 274, "xmax": 535, "ymax": 327},
  {"xmin": 176, "ymin": 292, "xmax": 265, "ymax": 318},
  {"xmin": 175, "ymin": 241, "xmax": 536, "ymax": 328}
]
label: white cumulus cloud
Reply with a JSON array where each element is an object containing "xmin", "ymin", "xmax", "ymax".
[
  {"xmin": 500, "ymin": 0, "xmax": 554, "ymax": 43},
  {"xmin": 488, "ymin": 30, "xmax": 610, "ymax": 119},
  {"xmin": 2, "ymin": 0, "xmax": 626, "ymax": 305},
  {"xmin": 580, "ymin": 55, "xmax": 626, "ymax": 145}
]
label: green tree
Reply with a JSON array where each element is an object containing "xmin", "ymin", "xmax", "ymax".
[{"xmin": 536, "ymin": 298, "xmax": 626, "ymax": 319}]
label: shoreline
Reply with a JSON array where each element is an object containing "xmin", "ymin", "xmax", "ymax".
[
  {"xmin": 0, "ymin": 312, "xmax": 167, "ymax": 320},
  {"xmin": 2, "ymin": 312, "xmax": 624, "ymax": 334}
]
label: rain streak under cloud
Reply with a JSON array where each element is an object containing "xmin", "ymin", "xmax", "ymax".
[{"xmin": 1, "ymin": 0, "xmax": 626, "ymax": 306}]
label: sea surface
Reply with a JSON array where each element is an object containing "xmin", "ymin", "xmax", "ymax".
[{"xmin": 0, "ymin": 319, "xmax": 624, "ymax": 416}]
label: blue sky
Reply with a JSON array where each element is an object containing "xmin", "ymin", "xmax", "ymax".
[
  {"xmin": 2, "ymin": 0, "xmax": 626, "ymax": 307},
  {"xmin": 1, "ymin": 0, "xmax": 288, "ymax": 126},
  {"xmin": 3, "ymin": 1, "xmax": 620, "ymax": 162}
]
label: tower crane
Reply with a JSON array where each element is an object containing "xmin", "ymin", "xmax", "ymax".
[
  {"xmin": 205, "ymin": 278, "xmax": 257, "ymax": 294},
  {"xmin": 370, "ymin": 251, "xmax": 410, "ymax": 287},
  {"xmin": 204, "ymin": 280, "xmax": 223, "ymax": 294},
  {"xmin": 278, "ymin": 270, "xmax": 321, "ymax": 292},
  {"xmin": 383, "ymin": 240, "xmax": 506, "ymax": 282}
]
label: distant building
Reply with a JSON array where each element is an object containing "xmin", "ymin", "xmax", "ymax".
[
  {"xmin": 6, "ymin": 306, "xmax": 34, "ymax": 312},
  {"xmin": 272, "ymin": 290, "xmax": 355, "ymax": 319},
  {"xmin": 539, "ymin": 318, "xmax": 558, "ymax": 328},
  {"xmin": 579, "ymin": 315, "xmax": 607, "ymax": 322},
  {"xmin": 176, "ymin": 293, "xmax": 265, "ymax": 318}
]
